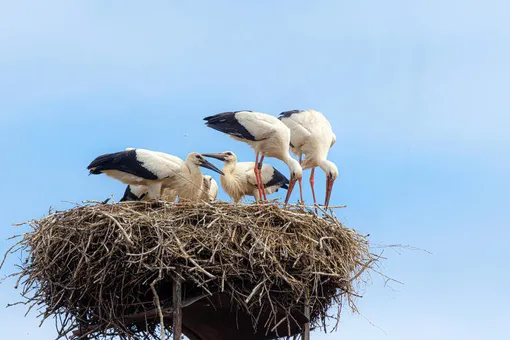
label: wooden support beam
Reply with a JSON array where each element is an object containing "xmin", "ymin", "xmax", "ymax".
[
  {"xmin": 302, "ymin": 295, "xmax": 310, "ymax": 340},
  {"xmin": 302, "ymin": 305, "xmax": 310, "ymax": 340},
  {"xmin": 71, "ymin": 294, "xmax": 208, "ymax": 338},
  {"xmin": 173, "ymin": 277, "xmax": 183, "ymax": 340}
]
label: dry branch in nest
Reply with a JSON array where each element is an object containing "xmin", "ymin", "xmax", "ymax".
[{"xmin": 2, "ymin": 201, "xmax": 378, "ymax": 339}]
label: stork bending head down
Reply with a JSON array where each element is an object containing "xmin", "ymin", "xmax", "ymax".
[
  {"xmin": 203, "ymin": 111, "xmax": 302, "ymax": 204},
  {"xmin": 279, "ymin": 109, "xmax": 338, "ymax": 209}
]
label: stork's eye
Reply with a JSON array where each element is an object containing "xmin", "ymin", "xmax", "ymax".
[{"xmin": 226, "ymin": 152, "xmax": 232, "ymax": 156}]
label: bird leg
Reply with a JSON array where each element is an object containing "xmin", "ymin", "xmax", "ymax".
[
  {"xmin": 254, "ymin": 153, "xmax": 264, "ymax": 202},
  {"xmin": 298, "ymin": 154, "xmax": 304, "ymax": 205},
  {"xmin": 256, "ymin": 166, "xmax": 266, "ymax": 201},
  {"xmin": 310, "ymin": 168, "xmax": 318, "ymax": 214},
  {"xmin": 258, "ymin": 155, "xmax": 267, "ymax": 201}
]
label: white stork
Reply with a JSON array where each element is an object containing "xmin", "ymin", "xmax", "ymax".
[
  {"xmin": 87, "ymin": 148, "xmax": 224, "ymax": 201},
  {"xmin": 203, "ymin": 151, "xmax": 289, "ymax": 203},
  {"xmin": 204, "ymin": 111, "xmax": 302, "ymax": 204},
  {"xmin": 279, "ymin": 109, "xmax": 338, "ymax": 209},
  {"xmin": 120, "ymin": 176, "xmax": 217, "ymax": 202},
  {"xmin": 120, "ymin": 148, "xmax": 180, "ymax": 203},
  {"xmin": 201, "ymin": 175, "xmax": 219, "ymax": 202}
]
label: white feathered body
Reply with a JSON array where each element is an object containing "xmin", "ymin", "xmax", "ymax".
[
  {"xmin": 221, "ymin": 161, "xmax": 283, "ymax": 203},
  {"xmin": 233, "ymin": 111, "xmax": 292, "ymax": 160},
  {"xmin": 126, "ymin": 176, "xmax": 217, "ymax": 203},
  {"xmin": 98, "ymin": 149, "xmax": 204, "ymax": 201},
  {"xmin": 280, "ymin": 110, "xmax": 336, "ymax": 170},
  {"xmin": 201, "ymin": 175, "xmax": 219, "ymax": 202}
]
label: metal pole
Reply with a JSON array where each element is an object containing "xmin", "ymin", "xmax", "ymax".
[{"xmin": 172, "ymin": 277, "xmax": 182, "ymax": 340}]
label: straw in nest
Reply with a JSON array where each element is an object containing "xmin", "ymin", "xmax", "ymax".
[{"xmin": 2, "ymin": 201, "xmax": 378, "ymax": 339}]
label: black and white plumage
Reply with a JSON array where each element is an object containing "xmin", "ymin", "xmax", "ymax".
[
  {"xmin": 120, "ymin": 184, "xmax": 147, "ymax": 202},
  {"xmin": 203, "ymin": 151, "xmax": 289, "ymax": 203},
  {"xmin": 119, "ymin": 185, "xmax": 176, "ymax": 202},
  {"xmin": 204, "ymin": 111, "xmax": 302, "ymax": 204},
  {"xmin": 279, "ymin": 109, "xmax": 338, "ymax": 209},
  {"xmin": 88, "ymin": 148, "xmax": 224, "ymax": 201},
  {"xmin": 88, "ymin": 149, "xmax": 160, "ymax": 180}
]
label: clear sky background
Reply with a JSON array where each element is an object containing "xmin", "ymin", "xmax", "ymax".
[{"xmin": 1, "ymin": 1, "xmax": 509, "ymax": 339}]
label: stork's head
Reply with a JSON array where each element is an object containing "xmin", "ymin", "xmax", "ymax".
[
  {"xmin": 202, "ymin": 151, "xmax": 237, "ymax": 164},
  {"xmin": 288, "ymin": 158, "xmax": 303, "ymax": 181},
  {"xmin": 320, "ymin": 160, "xmax": 339, "ymax": 209},
  {"xmin": 202, "ymin": 175, "xmax": 212, "ymax": 190},
  {"xmin": 208, "ymin": 177, "xmax": 219, "ymax": 201},
  {"xmin": 186, "ymin": 152, "xmax": 224, "ymax": 175}
]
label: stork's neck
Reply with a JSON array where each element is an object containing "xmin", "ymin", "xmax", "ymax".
[
  {"xmin": 179, "ymin": 162, "xmax": 204, "ymax": 200},
  {"xmin": 281, "ymin": 153, "xmax": 302, "ymax": 180},
  {"xmin": 318, "ymin": 159, "xmax": 331, "ymax": 173},
  {"xmin": 222, "ymin": 160, "xmax": 237, "ymax": 174},
  {"xmin": 181, "ymin": 162, "xmax": 203, "ymax": 190},
  {"xmin": 219, "ymin": 161, "xmax": 245, "ymax": 202},
  {"xmin": 191, "ymin": 165, "xmax": 202, "ymax": 175},
  {"xmin": 184, "ymin": 163, "xmax": 192, "ymax": 174},
  {"xmin": 300, "ymin": 142, "xmax": 330, "ymax": 169},
  {"xmin": 282, "ymin": 153, "xmax": 299, "ymax": 169}
]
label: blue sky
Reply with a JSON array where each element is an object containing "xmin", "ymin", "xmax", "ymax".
[{"xmin": 1, "ymin": 1, "xmax": 509, "ymax": 339}]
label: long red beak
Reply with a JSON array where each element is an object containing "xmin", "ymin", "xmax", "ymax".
[
  {"xmin": 324, "ymin": 177, "xmax": 335, "ymax": 209},
  {"xmin": 284, "ymin": 178, "xmax": 297, "ymax": 206}
]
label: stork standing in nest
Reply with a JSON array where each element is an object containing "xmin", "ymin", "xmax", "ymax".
[
  {"xmin": 203, "ymin": 151, "xmax": 289, "ymax": 203},
  {"xmin": 87, "ymin": 148, "xmax": 223, "ymax": 201},
  {"xmin": 279, "ymin": 109, "xmax": 338, "ymax": 210},
  {"xmin": 204, "ymin": 111, "xmax": 302, "ymax": 204}
]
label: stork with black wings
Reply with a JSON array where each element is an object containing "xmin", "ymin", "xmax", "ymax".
[
  {"xmin": 88, "ymin": 148, "xmax": 223, "ymax": 201},
  {"xmin": 204, "ymin": 111, "xmax": 302, "ymax": 205}
]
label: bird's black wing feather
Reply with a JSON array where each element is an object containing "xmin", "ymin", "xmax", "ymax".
[
  {"xmin": 120, "ymin": 185, "xmax": 143, "ymax": 202},
  {"xmin": 265, "ymin": 167, "xmax": 290, "ymax": 190},
  {"xmin": 203, "ymin": 111, "xmax": 257, "ymax": 141},
  {"xmin": 87, "ymin": 150, "xmax": 159, "ymax": 180},
  {"xmin": 279, "ymin": 110, "xmax": 303, "ymax": 146},
  {"xmin": 278, "ymin": 110, "xmax": 305, "ymax": 120}
]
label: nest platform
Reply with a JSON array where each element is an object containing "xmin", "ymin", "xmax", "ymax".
[{"xmin": 3, "ymin": 201, "xmax": 377, "ymax": 339}]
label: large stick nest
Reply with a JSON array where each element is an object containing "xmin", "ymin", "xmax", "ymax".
[{"xmin": 3, "ymin": 202, "xmax": 377, "ymax": 339}]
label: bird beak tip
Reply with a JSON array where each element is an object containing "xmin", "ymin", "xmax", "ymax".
[{"xmin": 324, "ymin": 178, "xmax": 335, "ymax": 208}]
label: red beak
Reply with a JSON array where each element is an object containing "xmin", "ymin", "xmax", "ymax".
[
  {"xmin": 284, "ymin": 178, "xmax": 297, "ymax": 206},
  {"xmin": 324, "ymin": 177, "xmax": 335, "ymax": 209}
]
